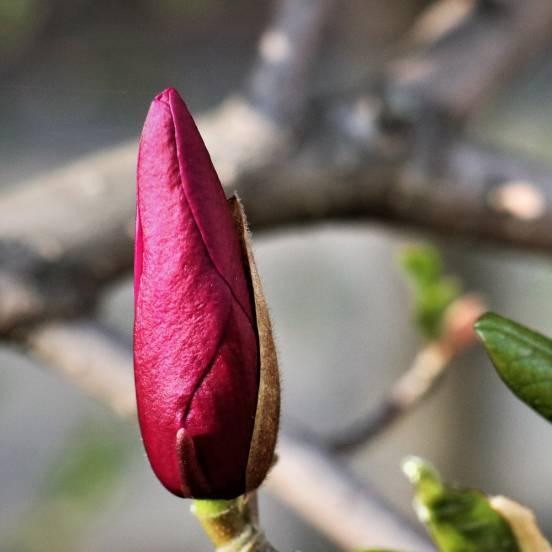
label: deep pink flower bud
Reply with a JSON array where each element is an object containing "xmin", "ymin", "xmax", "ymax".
[{"xmin": 134, "ymin": 88, "xmax": 279, "ymax": 499}]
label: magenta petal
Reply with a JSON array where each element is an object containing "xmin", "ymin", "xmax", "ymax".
[
  {"xmin": 133, "ymin": 88, "xmax": 259, "ymax": 498},
  {"xmin": 157, "ymin": 88, "xmax": 253, "ymax": 323}
]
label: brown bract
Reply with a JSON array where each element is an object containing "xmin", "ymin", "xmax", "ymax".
[{"xmin": 228, "ymin": 196, "xmax": 280, "ymax": 492}]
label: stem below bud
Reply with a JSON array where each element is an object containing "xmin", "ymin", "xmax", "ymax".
[{"xmin": 192, "ymin": 495, "xmax": 278, "ymax": 551}]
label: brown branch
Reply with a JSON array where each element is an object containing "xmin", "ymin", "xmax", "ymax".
[
  {"xmin": 21, "ymin": 318, "xmax": 433, "ymax": 551},
  {"xmin": 0, "ymin": 144, "xmax": 136, "ymax": 331},
  {"xmin": 323, "ymin": 294, "xmax": 485, "ymax": 453},
  {"xmin": 200, "ymin": 0, "xmax": 336, "ymax": 197},
  {"xmin": 2, "ymin": 97, "xmax": 552, "ymax": 334},
  {"xmin": 238, "ymin": 123, "xmax": 552, "ymax": 251}
]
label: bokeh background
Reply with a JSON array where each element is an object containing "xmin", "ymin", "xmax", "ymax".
[{"xmin": 2, "ymin": 1, "xmax": 552, "ymax": 550}]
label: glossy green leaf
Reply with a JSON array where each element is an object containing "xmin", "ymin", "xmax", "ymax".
[
  {"xmin": 399, "ymin": 245, "xmax": 460, "ymax": 339},
  {"xmin": 475, "ymin": 312, "xmax": 552, "ymax": 421},
  {"xmin": 402, "ymin": 457, "xmax": 519, "ymax": 552}
]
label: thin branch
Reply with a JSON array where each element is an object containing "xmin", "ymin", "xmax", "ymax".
[
  {"xmin": 326, "ymin": 342, "xmax": 453, "ymax": 454},
  {"xmin": 21, "ymin": 318, "xmax": 433, "ymax": 551},
  {"xmin": 322, "ymin": 294, "xmax": 485, "ymax": 453}
]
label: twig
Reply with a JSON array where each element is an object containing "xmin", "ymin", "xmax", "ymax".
[
  {"xmin": 20, "ymin": 318, "xmax": 433, "ymax": 551},
  {"xmin": 326, "ymin": 342, "xmax": 453, "ymax": 453},
  {"xmin": 324, "ymin": 294, "xmax": 485, "ymax": 453}
]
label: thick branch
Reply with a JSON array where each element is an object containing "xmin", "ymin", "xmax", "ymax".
[
  {"xmin": 22, "ymin": 319, "xmax": 432, "ymax": 551},
  {"xmin": 0, "ymin": 145, "xmax": 136, "ymax": 331},
  {"xmin": 237, "ymin": 116, "xmax": 552, "ymax": 251},
  {"xmin": 2, "ymin": 98, "xmax": 552, "ymax": 333}
]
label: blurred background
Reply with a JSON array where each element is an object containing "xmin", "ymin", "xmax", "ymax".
[{"xmin": 2, "ymin": 1, "xmax": 552, "ymax": 550}]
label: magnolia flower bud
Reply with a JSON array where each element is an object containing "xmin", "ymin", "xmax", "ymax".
[{"xmin": 134, "ymin": 88, "xmax": 279, "ymax": 499}]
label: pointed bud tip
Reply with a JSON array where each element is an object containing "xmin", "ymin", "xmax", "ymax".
[{"xmin": 154, "ymin": 87, "xmax": 180, "ymax": 105}]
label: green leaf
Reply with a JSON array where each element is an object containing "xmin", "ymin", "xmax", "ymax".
[
  {"xmin": 399, "ymin": 245, "xmax": 461, "ymax": 340},
  {"xmin": 474, "ymin": 312, "xmax": 552, "ymax": 421},
  {"xmin": 402, "ymin": 456, "xmax": 519, "ymax": 552}
]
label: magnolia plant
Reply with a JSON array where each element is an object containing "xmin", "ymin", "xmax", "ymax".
[{"xmin": 132, "ymin": 88, "xmax": 552, "ymax": 552}]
